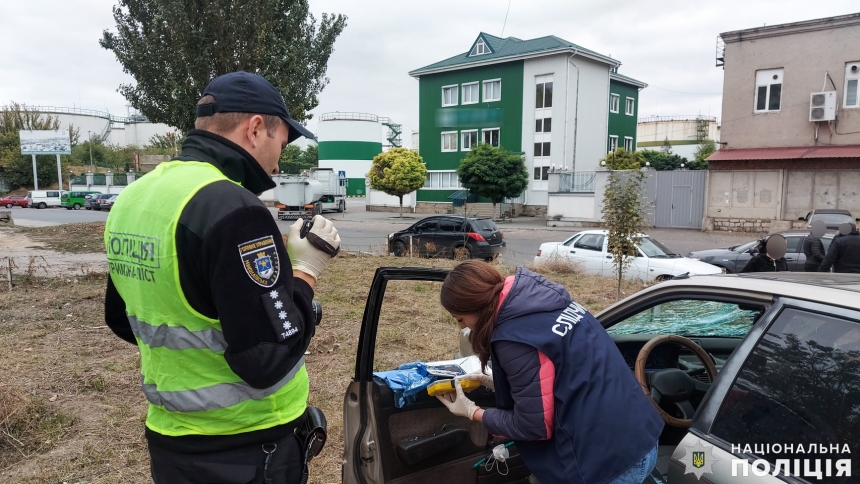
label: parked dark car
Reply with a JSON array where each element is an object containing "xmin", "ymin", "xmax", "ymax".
[
  {"xmin": 1, "ymin": 195, "xmax": 28, "ymax": 208},
  {"xmin": 388, "ymin": 216, "xmax": 505, "ymax": 260},
  {"xmin": 687, "ymin": 232, "xmax": 833, "ymax": 273},
  {"xmin": 99, "ymin": 194, "xmax": 119, "ymax": 211},
  {"xmin": 87, "ymin": 193, "xmax": 114, "ymax": 210},
  {"xmin": 798, "ymin": 209, "xmax": 859, "ymax": 230},
  {"xmin": 342, "ymin": 268, "xmax": 860, "ymax": 484}
]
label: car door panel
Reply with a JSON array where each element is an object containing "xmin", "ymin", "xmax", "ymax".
[
  {"xmin": 343, "ymin": 268, "xmax": 532, "ymax": 484},
  {"xmin": 570, "ymin": 233, "xmax": 606, "ymax": 275}
]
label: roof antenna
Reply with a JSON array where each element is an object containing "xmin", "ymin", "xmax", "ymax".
[{"xmin": 501, "ymin": 0, "xmax": 512, "ymax": 37}]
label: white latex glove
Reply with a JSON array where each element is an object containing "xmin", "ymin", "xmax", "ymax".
[
  {"xmin": 457, "ymin": 370, "xmax": 494, "ymax": 391},
  {"xmin": 436, "ymin": 380, "xmax": 480, "ymax": 420},
  {"xmin": 287, "ymin": 216, "xmax": 341, "ymax": 281}
]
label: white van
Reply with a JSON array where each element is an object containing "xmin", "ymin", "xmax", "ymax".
[{"xmin": 27, "ymin": 190, "xmax": 64, "ymax": 209}]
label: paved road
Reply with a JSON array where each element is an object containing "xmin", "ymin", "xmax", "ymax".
[{"xmin": 7, "ymin": 199, "xmax": 766, "ymax": 266}]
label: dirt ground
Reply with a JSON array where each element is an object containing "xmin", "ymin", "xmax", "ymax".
[{"xmin": 0, "ymin": 227, "xmax": 641, "ymax": 483}]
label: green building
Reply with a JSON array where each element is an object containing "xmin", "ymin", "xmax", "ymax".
[
  {"xmin": 608, "ymin": 70, "xmax": 648, "ymax": 154},
  {"xmin": 409, "ymin": 33, "xmax": 646, "ymax": 207}
]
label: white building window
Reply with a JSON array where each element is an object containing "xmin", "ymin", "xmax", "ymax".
[
  {"xmin": 536, "ymin": 75, "xmax": 553, "ymax": 108},
  {"xmin": 845, "ymin": 62, "xmax": 860, "ymax": 108},
  {"xmin": 532, "ymin": 164, "xmax": 549, "ymax": 181},
  {"xmin": 442, "ymin": 85, "xmax": 458, "ymax": 107},
  {"xmin": 625, "ymin": 97, "xmax": 635, "ymax": 116},
  {"xmin": 624, "ymin": 137, "xmax": 633, "ymax": 152},
  {"xmin": 609, "ymin": 136, "xmax": 618, "ymax": 153},
  {"xmin": 461, "ymin": 130, "xmax": 478, "ymax": 151},
  {"xmin": 470, "ymin": 39, "xmax": 490, "ymax": 56},
  {"xmin": 483, "ymin": 79, "xmax": 501, "ymax": 102},
  {"xmin": 533, "ymin": 142, "xmax": 551, "ymax": 157},
  {"xmin": 609, "ymin": 94, "xmax": 620, "ymax": 113},
  {"xmin": 482, "ymin": 128, "xmax": 500, "ymax": 147},
  {"xmin": 535, "ymin": 117, "xmax": 552, "ymax": 133},
  {"xmin": 424, "ymin": 171, "xmax": 462, "ymax": 189},
  {"xmin": 462, "ymin": 82, "xmax": 479, "ymax": 104},
  {"xmin": 441, "ymin": 131, "xmax": 458, "ymax": 152},
  {"xmin": 755, "ymin": 68, "xmax": 783, "ymax": 112}
]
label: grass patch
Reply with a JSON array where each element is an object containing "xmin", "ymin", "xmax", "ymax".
[
  {"xmin": 0, "ymin": 388, "xmax": 76, "ymax": 469},
  {"xmin": 16, "ymin": 222, "xmax": 106, "ymax": 253},
  {"xmin": 0, "ymin": 249, "xmax": 645, "ymax": 483}
]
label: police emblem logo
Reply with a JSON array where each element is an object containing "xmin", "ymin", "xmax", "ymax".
[
  {"xmin": 692, "ymin": 451, "xmax": 705, "ymax": 469},
  {"xmin": 682, "ymin": 439, "xmax": 718, "ymax": 480},
  {"xmin": 238, "ymin": 236, "xmax": 280, "ymax": 287}
]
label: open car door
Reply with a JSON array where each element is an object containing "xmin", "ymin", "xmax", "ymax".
[{"xmin": 342, "ymin": 267, "xmax": 532, "ymax": 484}]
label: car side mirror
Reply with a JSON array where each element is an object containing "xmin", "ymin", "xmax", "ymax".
[{"xmin": 798, "ymin": 217, "xmax": 804, "ymax": 221}]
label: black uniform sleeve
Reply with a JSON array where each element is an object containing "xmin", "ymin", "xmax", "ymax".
[
  {"xmin": 739, "ymin": 255, "xmax": 760, "ymax": 273},
  {"xmin": 811, "ymin": 238, "xmax": 826, "ymax": 262},
  {"xmin": 819, "ymin": 239, "xmax": 840, "ymax": 272},
  {"xmin": 105, "ymin": 275, "xmax": 137, "ymax": 345},
  {"xmin": 200, "ymin": 205, "xmax": 316, "ymax": 389}
]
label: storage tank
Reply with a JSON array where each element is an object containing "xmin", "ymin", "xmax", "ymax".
[{"xmin": 317, "ymin": 112, "xmax": 384, "ymax": 197}]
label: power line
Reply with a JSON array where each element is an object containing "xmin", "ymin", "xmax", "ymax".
[{"xmin": 501, "ymin": 0, "xmax": 512, "ymax": 37}]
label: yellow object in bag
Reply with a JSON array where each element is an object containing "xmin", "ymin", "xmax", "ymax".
[{"xmin": 427, "ymin": 378, "xmax": 481, "ymax": 396}]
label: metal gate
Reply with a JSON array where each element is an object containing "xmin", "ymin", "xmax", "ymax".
[{"xmin": 643, "ymin": 170, "xmax": 706, "ymax": 229}]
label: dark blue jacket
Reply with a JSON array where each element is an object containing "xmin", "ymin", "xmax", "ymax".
[{"xmin": 485, "ymin": 268, "xmax": 663, "ymax": 484}]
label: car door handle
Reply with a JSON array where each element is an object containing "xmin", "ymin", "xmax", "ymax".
[
  {"xmin": 606, "ymin": 256, "xmax": 612, "ymax": 259},
  {"xmin": 786, "ymin": 258, "xmax": 796, "ymax": 261},
  {"xmin": 570, "ymin": 250, "xmax": 575, "ymax": 254}
]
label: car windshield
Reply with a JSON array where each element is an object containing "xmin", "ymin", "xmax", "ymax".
[
  {"xmin": 469, "ymin": 219, "xmax": 497, "ymax": 232},
  {"xmin": 607, "ymin": 300, "xmax": 760, "ymax": 338},
  {"xmin": 638, "ymin": 237, "xmax": 678, "ymax": 258},
  {"xmin": 811, "ymin": 213, "xmax": 853, "ymax": 225}
]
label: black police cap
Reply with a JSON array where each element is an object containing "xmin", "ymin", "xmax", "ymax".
[{"xmin": 196, "ymin": 71, "xmax": 315, "ymax": 144}]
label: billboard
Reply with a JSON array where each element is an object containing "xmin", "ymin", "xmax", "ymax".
[{"xmin": 20, "ymin": 130, "xmax": 72, "ymax": 155}]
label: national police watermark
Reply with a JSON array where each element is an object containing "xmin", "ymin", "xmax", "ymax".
[{"xmin": 729, "ymin": 443, "xmax": 851, "ymax": 480}]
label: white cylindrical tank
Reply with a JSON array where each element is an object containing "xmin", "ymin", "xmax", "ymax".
[
  {"xmin": 275, "ymin": 179, "xmax": 324, "ymax": 206},
  {"xmin": 317, "ymin": 113, "xmax": 384, "ymax": 197}
]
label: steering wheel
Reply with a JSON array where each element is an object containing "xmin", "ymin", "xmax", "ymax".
[{"xmin": 634, "ymin": 335, "xmax": 717, "ymax": 428}]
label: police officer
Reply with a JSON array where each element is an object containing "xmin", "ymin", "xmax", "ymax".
[
  {"xmin": 104, "ymin": 71, "xmax": 340, "ymax": 483},
  {"xmin": 819, "ymin": 223, "xmax": 860, "ymax": 273}
]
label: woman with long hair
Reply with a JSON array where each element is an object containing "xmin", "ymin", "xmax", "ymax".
[{"xmin": 436, "ymin": 261, "xmax": 663, "ymax": 484}]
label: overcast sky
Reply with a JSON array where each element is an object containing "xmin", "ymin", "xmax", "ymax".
[{"xmin": 1, "ymin": 0, "xmax": 857, "ymax": 143}]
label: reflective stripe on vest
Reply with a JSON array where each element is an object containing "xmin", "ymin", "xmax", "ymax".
[
  {"xmin": 141, "ymin": 357, "xmax": 305, "ymax": 413},
  {"xmin": 128, "ymin": 314, "xmax": 227, "ymax": 352}
]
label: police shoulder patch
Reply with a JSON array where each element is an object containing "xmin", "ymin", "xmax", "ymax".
[{"xmin": 238, "ymin": 235, "xmax": 280, "ymax": 287}]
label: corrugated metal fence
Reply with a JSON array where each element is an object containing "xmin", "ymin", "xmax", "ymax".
[{"xmin": 643, "ymin": 170, "xmax": 706, "ymax": 229}]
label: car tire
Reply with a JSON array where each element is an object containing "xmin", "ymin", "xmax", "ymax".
[
  {"xmin": 452, "ymin": 245, "xmax": 471, "ymax": 260},
  {"xmin": 5, "ymin": 203, "xmax": 11, "ymax": 208},
  {"xmin": 73, "ymin": 203, "xmax": 81, "ymax": 210},
  {"xmin": 66, "ymin": 207, "xmax": 72, "ymax": 210},
  {"xmin": 655, "ymin": 274, "xmax": 673, "ymax": 282},
  {"xmin": 85, "ymin": 207, "xmax": 91, "ymax": 210},
  {"xmin": 38, "ymin": 202, "xmax": 47, "ymax": 209},
  {"xmin": 337, "ymin": 200, "xmax": 345, "ymax": 213},
  {"xmin": 391, "ymin": 240, "xmax": 406, "ymax": 257}
]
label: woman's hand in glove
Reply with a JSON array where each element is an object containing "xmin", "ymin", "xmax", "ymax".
[
  {"xmin": 457, "ymin": 370, "xmax": 494, "ymax": 390},
  {"xmin": 436, "ymin": 380, "xmax": 480, "ymax": 420}
]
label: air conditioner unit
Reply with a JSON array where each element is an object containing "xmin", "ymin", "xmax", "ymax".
[{"xmin": 809, "ymin": 91, "xmax": 837, "ymax": 122}]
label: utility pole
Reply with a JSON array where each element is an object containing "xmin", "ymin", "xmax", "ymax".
[{"xmin": 87, "ymin": 131, "xmax": 94, "ymax": 171}]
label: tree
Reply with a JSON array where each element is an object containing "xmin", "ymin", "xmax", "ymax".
[
  {"xmin": 368, "ymin": 147, "xmax": 427, "ymax": 218},
  {"xmin": 692, "ymin": 139, "xmax": 716, "ymax": 170},
  {"xmin": 146, "ymin": 131, "xmax": 184, "ymax": 153},
  {"xmin": 660, "ymin": 137, "xmax": 673, "ymax": 155},
  {"xmin": 602, "ymin": 148, "xmax": 644, "ymax": 170},
  {"xmin": 602, "ymin": 169, "xmax": 649, "ymax": 300},
  {"xmin": 457, "ymin": 143, "xmax": 528, "ymax": 219},
  {"xmin": 639, "ymin": 149, "xmax": 689, "ymax": 171},
  {"xmin": 277, "ymin": 144, "xmax": 304, "ymax": 173},
  {"xmin": 302, "ymin": 144, "xmax": 318, "ymax": 167},
  {"xmin": 100, "ymin": 0, "xmax": 347, "ymax": 132}
]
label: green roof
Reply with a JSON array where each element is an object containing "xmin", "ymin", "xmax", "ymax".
[
  {"xmin": 409, "ymin": 33, "xmax": 618, "ymax": 77},
  {"xmin": 610, "ymin": 71, "xmax": 648, "ymax": 89}
]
